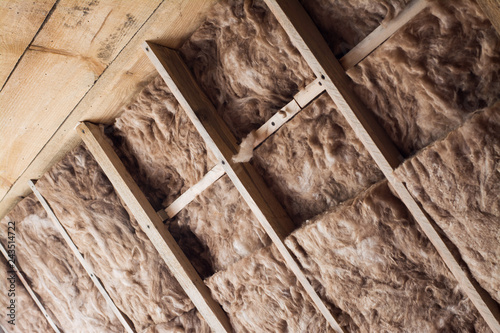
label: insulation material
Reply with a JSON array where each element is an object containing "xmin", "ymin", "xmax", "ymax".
[
  {"xmin": 0, "ymin": 257, "xmax": 52, "ymax": 332},
  {"xmin": 205, "ymin": 245, "xmax": 352, "ymax": 332},
  {"xmin": 141, "ymin": 309, "xmax": 211, "ymax": 333},
  {"xmin": 300, "ymin": 0, "xmax": 411, "ymax": 56},
  {"xmin": 36, "ymin": 145, "xmax": 194, "ymax": 332},
  {"xmin": 106, "ymin": 76, "xmax": 217, "ymax": 211},
  {"xmin": 180, "ymin": 0, "xmax": 315, "ymax": 140},
  {"xmin": 348, "ymin": 0, "xmax": 500, "ymax": 155},
  {"xmin": 253, "ymin": 94, "xmax": 383, "ymax": 225},
  {"xmin": 286, "ymin": 181, "xmax": 490, "ymax": 332},
  {"xmin": 395, "ymin": 102, "xmax": 500, "ymax": 304},
  {"xmin": 174, "ymin": 174, "xmax": 271, "ymax": 272},
  {"xmin": 0, "ymin": 195, "xmax": 123, "ymax": 332}
]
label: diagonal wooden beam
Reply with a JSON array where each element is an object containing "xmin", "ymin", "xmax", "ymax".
[
  {"xmin": 340, "ymin": 0, "xmax": 428, "ymax": 69},
  {"xmin": 143, "ymin": 41, "xmax": 345, "ymax": 333},
  {"xmin": 76, "ymin": 122, "xmax": 232, "ymax": 333},
  {"xmin": 477, "ymin": 0, "xmax": 500, "ymax": 36},
  {"xmin": 28, "ymin": 180, "xmax": 136, "ymax": 333},
  {"xmin": 262, "ymin": 0, "xmax": 500, "ymax": 331},
  {"xmin": 0, "ymin": 242, "xmax": 61, "ymax": 332}
]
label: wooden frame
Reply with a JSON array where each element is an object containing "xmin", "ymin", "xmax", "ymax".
[
  {"xmin": 0, "ymin": 242, "xmax": 61, "ymax": 333},
  {"xmin": 263, "ymin": 0, "xmax": 500, "ymax": 331},
  {"xmin": 28, "ymin": 180, "xmax": 136, "ymax": 333},
  {"xmin": 76, "ymin": 122, "xmax": 232, "ymax": 333}
]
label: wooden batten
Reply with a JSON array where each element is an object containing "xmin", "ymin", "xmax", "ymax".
[
  {"xmin": 76, "ymin": 122, "xmax": 232, "ymax": 333},
  {"xmin": 263, "ymin": 0, "xmax": 500, "ymax": 331},
  {"xmin": 0, "ymin": 242, "xmax": 61, "ymax": 333},
  {"xmin": 143, "ymin": 41, "xmax": 346, "ymax": 333},
  {"xmin": 340, "ymin": 0, "xmax": 428, "ymax": 69},
  {"xmin": 28, "ymin": 180, "xmax": 136, "ymax": 333},
  {"xmin": 477, "ymin": 0, "xmax": 500, "ymax": 36}
]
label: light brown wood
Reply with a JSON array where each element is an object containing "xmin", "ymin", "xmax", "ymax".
[
  {"xmin": 0, "ymin": 242, "xmax": 61, "ymax": 332},
  {"xmin": 29, "ymin": 180, "xmax": 136, "ymax": 333},
  {"xmin": 293, "ymin": 78, "xmax": 324, "ymax": 108},
  {"xmin": 157, "ymin": 163, "xmax": 226, "ymax": 221},
  {"xmin": 340, "ymin": 0, "xmax": 428, "ymax": 69},
  {"xmin": 477, "ymin": 0, "xmax": 500, "ymax": 36},
  {"xmin": 144, "ymin": 41, "xmax": 345, "ymax": 333},
  {"xmin": 263, "ymin": 0, "xmax": 403, "ymax": 177},
  {"xmin": 77, "ymin": 122, "xmax": 232, "ymax": 333},
  {"xmin": 0, "ymin": 0, "xmax": 56, "ymax": 89},
  {"xmin": 263, "ymin": 0, "xmax": 500, "ymax": 330},
  {"xmin": 0, "ymin": 0, "xmax": 217, "ymax": 221}
]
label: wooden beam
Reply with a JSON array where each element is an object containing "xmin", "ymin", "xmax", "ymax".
[
  {"xmin": 76, "ymin": 122, "xmax": 232, "ymax": 333},
  {"xmin": 157, "ymin": 163, "xmax": 226, "ymax": 221},
  {"xmin": 143, "ymin": 41, "xmax": 345, "ymax": 333},
  {"xmin": 293, "ymin": 78, "xmax": 324, "ymax": 108},
  {"xmin": 477, "ymin": 0, "xmax": 500, "ymax": 36},
  {"xmin": 28, "ymin": 180, "xmax": 136, "ymax": 333},
  {"xmin": 0, "ymin": 242, "xmax": 60, "ymax": 333},
  {"xmin": 0, "ymin": 0, "xmax": 218, "ymax": 222},
  {"xmin": 340, "ymin": 0, "xmax": 428, "ymax": 69},
  {"xmin": 263, "ymin": 0, "xmax": 403, "ymax": 177},
  {"xmin": 263, "ymin": 0, "xmax": 500, "ymax": 330}
]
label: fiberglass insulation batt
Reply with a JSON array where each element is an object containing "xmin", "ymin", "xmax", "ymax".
[
  {"xmin": 348, "ymin": 0, "xmax": 500, "ymax": 156},
  {"xmin": 395, "ymin": 102, "xmax": 500, "ymax": 305},
  {"xmin": 253, "ymin": 93, "xmax": 384, "ymax": 226},
  {"xmin": 0, "ymin": 195, "xmax": 123, "ymax": 332},
  {"xmin": 0, "ymin": 257, "xmax": 52, "ymax": 332},
  {"xmin": 35, "ymin": 145, "xmax": 196, "ymax": 332},
  {"xmin": 285, "ymin": 181, "xmax": 490, "ymax": 332},
  {"xmin": 106, "ymin": 76, "xmax": 270, "ymax": 274}
]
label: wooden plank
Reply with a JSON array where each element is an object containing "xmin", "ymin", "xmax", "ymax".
[
  {"xmin": 0, "ymin": 242, "xmax": 61, "ymax": 332},
  {"xmin": 76, "ymin": 122, "xmax": 232, "ymax": 333},
  {"xmin": 0, "ymin": 0, "xmax": 56, "ymax": 90},
  {"xmin": 28, "ymin": 180, "xmax": 136, "ymax": 333},
  {"xmin": 293, "ymin": 77, "xmax": 324, "ymax": 108},
  {"xmin": 157, "ymin": 163, "xmax": 226, "ymax": 221},
  {"xmin": 340, "ymin": 0, "xmax": 428, "ymax": 69},
  {"xmin": 143, "ymin": 42, "xmax": 345, "ymax": 333},
  {"xmin": 263, "ymin": 0, "xmax": 403, "ymax": 177},
  {"xmin": 0, "ymin": 0, "xmax": 217, "ymax": 221},
  {"xmin": 263, "ymin": 0, "xmax": 500, "ymax": 330},
  {"xmin": 477, "ymin": 0, "xmax": 500, "ymax": 36}
]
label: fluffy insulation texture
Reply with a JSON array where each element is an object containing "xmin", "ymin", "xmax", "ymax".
[
  {"xmin": 36, "ymin": 145, "xmax": 194, "ymax": 332},
  {"xmin": 300, "ymin": 0, "xmax": 410, "ymax": 56},
  {"xmin": 395, "ymin": 102, "xmax": 500, "ymax": 304},
  {"xmin": 349, "ymin": 0, "xmax": 500, "ymax": 156},
  {"xmin": 253, "ymin": 94, "xmax": 383, "ymax": 225},
  {"xmin": 180, "ymin": 0, "xmax": 315, "ymax": 140},
  {"xmin": 205, "ymin": 245, "xmax": 350, "ymax": 332},
  {"xmin": 0, "ymin": 257, "xmax": 52, "ymax": 332},
  {"xmin": 286, "ymin": 181, "xmax": 489, "ymax": 332},
  {"xmin": 107, "ymin": 75, "xmax": 217, "ymax": 211},
  {"xmin": 0, "ymin": 195, "xmax": 123, "ymax": 332},
  {"xmin": 174, "ymin": 175, "xmax": 270, "ymax": 272},
  {"xmin": 141, "ymin": 309, "xmax": 211, "ymax": 333}
]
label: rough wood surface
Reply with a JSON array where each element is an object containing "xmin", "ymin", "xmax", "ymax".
[
  {"xmin": 77, "ymin": 122, "xmax": 232, "ymax": 333},
  {"xmin": 478, "ymin": 0, "xmax": 500, "ymax": 35},
  {"xmin": 144, "ymin": 41, "xmax": 345, "ymax": 333},
  {"xmin": 0, "ymin": 0, "xmax": 217, "ymax": 221}
]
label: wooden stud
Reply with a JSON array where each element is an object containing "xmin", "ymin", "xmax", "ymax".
[
  {"xmin": 157, "ymin": 163, "xmax": 226, "ymax": 221},
  {"xmin": 340, "ymin": 0, "xmax": 428, "ymax": 69},
  {"xmin": 477, "ymin": 0, "xmax": 500, "ymax": 36},
  {"xmin": 293, "ymin": 77, "xmax": 324, "ymax": 108},
  {"xmin": 0, "ymin": 242, "xmax": 61, "ymax": 333},
  {"xmin": 28, "ymin": 180, "xmax": 136, "ymax": 333},
  {"xmin": 263, "ymin": 0, "xmax": 500, "ymax": 331},
  {"xmin": 76, "ymin": 122, "xmax": 232, "ymax": 333},
  {"xmin": 143, "ymin": 41, "xmax": 345, "ymax": 333}
]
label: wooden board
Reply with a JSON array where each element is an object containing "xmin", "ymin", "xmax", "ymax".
[
  {"xmin": 340, "ymin": 0, "xmax": 428, "ymax": 69},
  {"xmin": 77, "ymin": 122, "xmax": 232, "ymax": 333},
  {"xmin": 29, "ymin": 180, "xmax": 136, "ymax": 333},
  {"xmin": 477, "ymin": 0, "xmax": 500, "ymax": 36},
  {"xmin": 0, "ymin": 242, "xmax": 61, "ymax": 332},
  {"xmin": 0, "ymin": 0, "xmax": 56, "ymax": 89},
  {"xmin": 0, "ymin": 0, "xmax": 217, "ymax": 221},
  {"xmin": 144, "ymin": 42, "xmax": 345, "ymax": 333}
]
